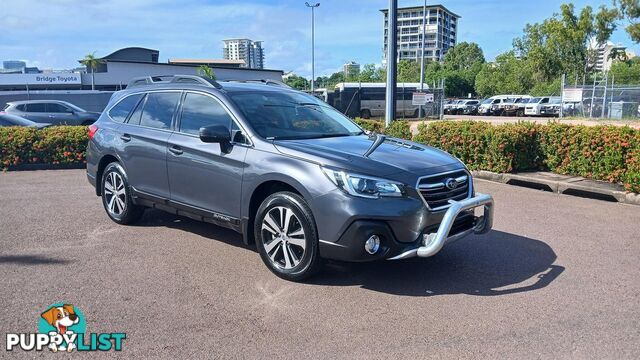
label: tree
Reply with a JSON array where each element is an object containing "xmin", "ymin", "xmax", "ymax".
[
  {"xmin": 80, "ymin": 52, "xmax": 103, "ymax": 90},
  {"xmin": 442, "ymin": 42, "xmax": 485, "ymax": 72},
  {"xmin": 197, "ymin": 65, "xmax": 216, "ymax": 80},
  {"xmin": 397, "ymin": 60, "xmax": 420, "ymax": 82},
  {"xmin": 513, "ymin": 3, "xmax": 618, "ymax": 81},
  {"xmin": 614, "ymin": 0, "xmax": 640, "ymax": 43},
  {"xmin": 440, "ymin": 42, "xmax": 485, "ymax": 97},
  {"xmin": 284, "ymin": 74, "xmax": 309, "ymax": 90},
  {"xmin": 475, "ymin": 52, "xmax": 534, "ymax": 97},
  {"xmin": 609, "ymin": 57, "xmax": 640, "ymax": 84}
]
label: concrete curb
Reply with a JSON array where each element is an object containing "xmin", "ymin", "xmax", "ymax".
[
  {"xmin": 472, "ymin": 170, "xmax": 640, "ymax": 206},
  {"xmin": 2, "ymin": 162, "xmax": 85, "ymax": 172}
]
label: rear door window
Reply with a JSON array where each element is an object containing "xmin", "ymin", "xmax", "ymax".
[
  {"xmin": 139, "ymin": 92, "xmax": 181, "ymax": 130},
  {"xmin": 46, "ymin": 103, "xmax": 71, "ymax": 113},
  {"xmin": 26, "ymin": 103, "xmax": 46, "ymax": 112},
  {"xmin": 109, "ymin": 94, "xmax": 143, "ymax": 123}
]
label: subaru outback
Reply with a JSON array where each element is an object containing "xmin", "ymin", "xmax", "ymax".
[{"xmin": 86, "ymin": 75, "xmax": 494, "ymax": 281}]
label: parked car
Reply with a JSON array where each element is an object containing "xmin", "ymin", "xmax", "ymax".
[
  {"xmin": 480, "ymin": 95, "xmax": 531, "ymax": 116},
  {"xmin": 539, "ymin": 97, "xmax": 562, "ymax": 117},
  {"xmin": 86, "ymin": 75, "xmax": 494, "ymax": 281},
  {"xmin": 3, "ymin": 100, "xmax": 100, "ymax": 126},
  {"xmin": 443, "ymin": 99, "xmax": 462, "ymax": 114},
  {"xmin": 0, "ymin": 112, "xmax": 51, "ymax": 128},
  {"xmin": 524, "ymin": 96, "xmax": 558, "ymax": 116},
  {"xmin": 491, "ymin": 96, "xmax": 532, "ymax": 116},
  {"xmin": 453, "ymin": 99, "xmax": 480, "ymax": 115},
  {"xmin": 502, "ymin": 98, "xmax": 532, "ymax": 117}
]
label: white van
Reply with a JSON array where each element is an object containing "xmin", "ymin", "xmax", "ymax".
[
  {"xmin": 525, "ymin": 96, "xmax": 559, "ymax": 116},
  {"xmin": 477, "ymin": 95, "xmax": 530, "ymax": 115}
]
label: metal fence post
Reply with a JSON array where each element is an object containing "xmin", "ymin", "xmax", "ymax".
[
  {"xmin": 559, "ymin": 74, "xmax": 565, "ymax": 118},
  {"xmin": 609, "ymin": 74, "xmax": 615, "ymax": 119},
  {"xmin": 440, "ymin": 78, "xmax": 445, "ymax": 120},
  {"xmin": 589, "ymin": 74, "xmax": 597, "ymax": 118},
  {"xmin": 385, "ymin": 0, "xmax": 398, "ymax": 127},
  {"xmin": 601, "ymin": 73, "xmax": 608, "ymax": 119}
]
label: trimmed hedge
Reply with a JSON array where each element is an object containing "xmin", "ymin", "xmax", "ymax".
[
  {"xmin": 1, "ymin": 121, "xmax": 638, "ymax": 193},
  {"xmin": 0, "ymin": 126, "xmax": 88, "ymax": 169},
  {"xmin": 415, "ymin": 121, "xmax": 640, "ymax": 193},
  {"xmin": 354, "ymin": 118, "xmax": 412, "ymax": 140}
]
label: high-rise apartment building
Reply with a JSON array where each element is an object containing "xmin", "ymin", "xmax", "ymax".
[
  {"xmin": 223, "ymin": 39, "xmax": 264, "ymax": 69},
  {"xmin": 381, "ymin": 5, "xmax": 460, "ymax": 63}
]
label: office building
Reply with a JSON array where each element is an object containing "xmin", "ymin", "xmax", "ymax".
[
  {"xmin": 343, "ymin": 61, "xmax": 360, "ymax": 78},
  {"xmin": 591, "ymin": 41, "xmax": 636, "ymax": 72},
  {"xmin": 381, "ymin": 4, "xmax": 460, "ymax": 63},
  {"xmin": 223, "ymin": 39, "xmax": 264, "ymax": 69}
]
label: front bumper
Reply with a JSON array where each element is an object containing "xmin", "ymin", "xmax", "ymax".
[
  {"xmin": 388, "ymin": 193, "xmax": 494, "ymax": 259},
  {"xmin": 316, "ymin": 191, "xmax": 494, "ymax": 262}
]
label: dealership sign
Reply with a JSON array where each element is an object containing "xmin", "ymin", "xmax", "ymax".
[
  {"xmin": 412, "ymin": 92, "xmax": 434, "ymax": 105},
  {"xmin": 562, "ymin": 88, "xmax": 583, "ymax": 102},
  {"xmin": 0, "ymin": 73, "xmax": 81, "ymax": 86}
]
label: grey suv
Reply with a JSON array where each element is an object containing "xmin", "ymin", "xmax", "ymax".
[
  {"xmin": 4, "ymin": 100, "xmax": 100, "ymax": 126},
  {"xmin": 86, "ymin": 75, "xmax": 494, "ymax": 281}
]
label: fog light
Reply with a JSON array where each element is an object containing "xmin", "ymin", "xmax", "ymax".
[{"xmin": 364, "ymin": 235, "xmax": 381, "ymax": 254}]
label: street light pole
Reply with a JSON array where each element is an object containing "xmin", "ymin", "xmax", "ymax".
[
  {"xmin": 385, "ymin": 0, "xmax": 398, "ymax": 127},
  {"xmin": 305, "ymin": 2, "xmax": 320, "ymax": 93},
  {"xmin": 418, "ymin": 0, "xmax": 427, "ymax": 118}
]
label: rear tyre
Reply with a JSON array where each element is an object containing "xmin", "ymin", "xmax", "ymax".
[
  {"xmin": 101, "ymin": 162, "xmax": 144, "ymax": 225},
  {"xmin": 360, "ymin": 109, "xmax": 371, "ymax": 119},
  {"xmin": 516, "ymin": 109, "xmax": 524, "ymax": 117},
  {"xmin": 254, "ymin": 192, "xmax": 321, "ymax": 281}
]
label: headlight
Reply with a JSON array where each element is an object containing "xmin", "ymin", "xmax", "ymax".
[{"xmin": 321, "ymin": 167, "xmax": 405, "ymax": 198}]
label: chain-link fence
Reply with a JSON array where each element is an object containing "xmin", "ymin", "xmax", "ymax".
[
  {"xmin": 323, "ymin": 82, "xmax": 445, "ymax": 120},
  {"xmin": 562, "ymin": 76, "xmax": 640, "ymax": 119}
]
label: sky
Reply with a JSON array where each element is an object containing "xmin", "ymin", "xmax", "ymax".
[{"xmin": 1, "ymin": 0, "xmax": 638, "ymax": 78}]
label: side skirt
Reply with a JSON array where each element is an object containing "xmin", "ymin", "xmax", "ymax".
[{"xmin": 130, "ymin": 187, "xmax": 243, "ymax": 233}]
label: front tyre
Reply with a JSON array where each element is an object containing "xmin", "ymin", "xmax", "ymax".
[
  {"xmin": 255, "ymin": 192, "xmax": 321, "ymax": 281},
  {"xmin": 101, "ymin": 162, "xmax": 144, "ymax": 225}
]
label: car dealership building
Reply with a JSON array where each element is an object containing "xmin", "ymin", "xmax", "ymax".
[{"xmin": 0, "ymin": 47, "xmax": 284, "ymax": 111}]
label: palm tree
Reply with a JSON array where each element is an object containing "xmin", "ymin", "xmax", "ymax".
[
  {"xmin": 197, "ymin": 65, "xmax": 216, "ymax": 80},
  {"xmin": 80, "ymin": 52, "xmax": 102, "ymax": 90}
]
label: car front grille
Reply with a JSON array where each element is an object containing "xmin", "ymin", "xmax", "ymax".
[{"xmin": 417, "ymin": 170, "xmax": 471, "ymax": 211}]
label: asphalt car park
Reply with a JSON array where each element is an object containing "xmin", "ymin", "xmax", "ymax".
[{"xmin": 1, "ymin": 169, "xmax": 639, "ymax": 358}]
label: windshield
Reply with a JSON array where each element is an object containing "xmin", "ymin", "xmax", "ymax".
[
  {"xmin": 0, "ymin": 114, "xmax": 33, "ymax": 126},
  {"xmin": 228, "ymin": 90, "xmax": 363, "ymax": 140},
  {"xmin": 531, "ymin": 97, "xmax": 542, "ymax": 103},
  {"xmin": 481, "ymin": 99, "xmax": 493, "ymax": 104},
  {"xmin": 549, "ymin": 98, "xmax": 561, "ymax": 104}
]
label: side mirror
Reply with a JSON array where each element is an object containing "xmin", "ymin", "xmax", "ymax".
[{"xmin": 199, "ymin": 125, "xmax": 232, "ymax": 153}]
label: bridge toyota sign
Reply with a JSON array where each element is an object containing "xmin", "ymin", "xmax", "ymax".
[{"xmin": 0, "ymin": 73, "xmax": 81, "ymax": 86}]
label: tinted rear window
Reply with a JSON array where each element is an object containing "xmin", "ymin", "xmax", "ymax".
[
  {"xmin": 139, "ymin": 92, "xmax": 181, "ymax": 129},
  {"xmin": 109, "ymin": 94, "xmax": 143, "ymax": 123},
  {"xmin": 46, "ymin": 103, "xmax": 71, "ymax": 113}
]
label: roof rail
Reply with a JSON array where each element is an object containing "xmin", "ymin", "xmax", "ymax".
[
  {"xmin": 224, "ymin": 79, "xmax": 291, "ymax": 88},
  {"xmin": 126, "ymin": 74, "xmax": 222, "ymax": 89}
]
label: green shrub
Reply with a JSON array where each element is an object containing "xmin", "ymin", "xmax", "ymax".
[
  {"xmin": 353, "ymin": 118, "xmax": 412, "ymax": 140},
  {"xmin": 414, "ymin": 121, "xmax": 543, "ymax": 172},
  {"xmin": 0, "ymin": 126, "xmax": 88, "ymax": 169},
  {"xmin": 414, "ymin": 120, "xmax": 640, "ymax": 191}
]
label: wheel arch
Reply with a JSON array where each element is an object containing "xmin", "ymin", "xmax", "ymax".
[
  {"xmin": 95, "ymin": 153, "xmax": 125, "ymax": 196},
  {"xmin": 242, "ymin": 177, "xmax": 310, "ymax": 245}
]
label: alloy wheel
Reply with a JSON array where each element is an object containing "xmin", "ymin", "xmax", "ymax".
[
  {"xmin": 261, "ymin": 206, "xmax": 306, "ymax": 270},
  {"xmin": 104, "ymin": 171, "xmax": 126, "ymax": 216}
]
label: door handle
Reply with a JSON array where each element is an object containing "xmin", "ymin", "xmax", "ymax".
[
  {"xmin": 168, "ymin": 145, "xmax": 183, "ymax": 155},
  {"xmin": 120, "ymin": 134, "xmax": 131, "ymax": 142}
]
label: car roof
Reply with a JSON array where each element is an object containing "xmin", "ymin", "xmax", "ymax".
[
  {"xmin": 118, "ymin": 80, "xmax": 300, "ymax": 97},
  {"xmin": 7, "ymin": 100, "xmax": 72, "ymax": 105}
]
